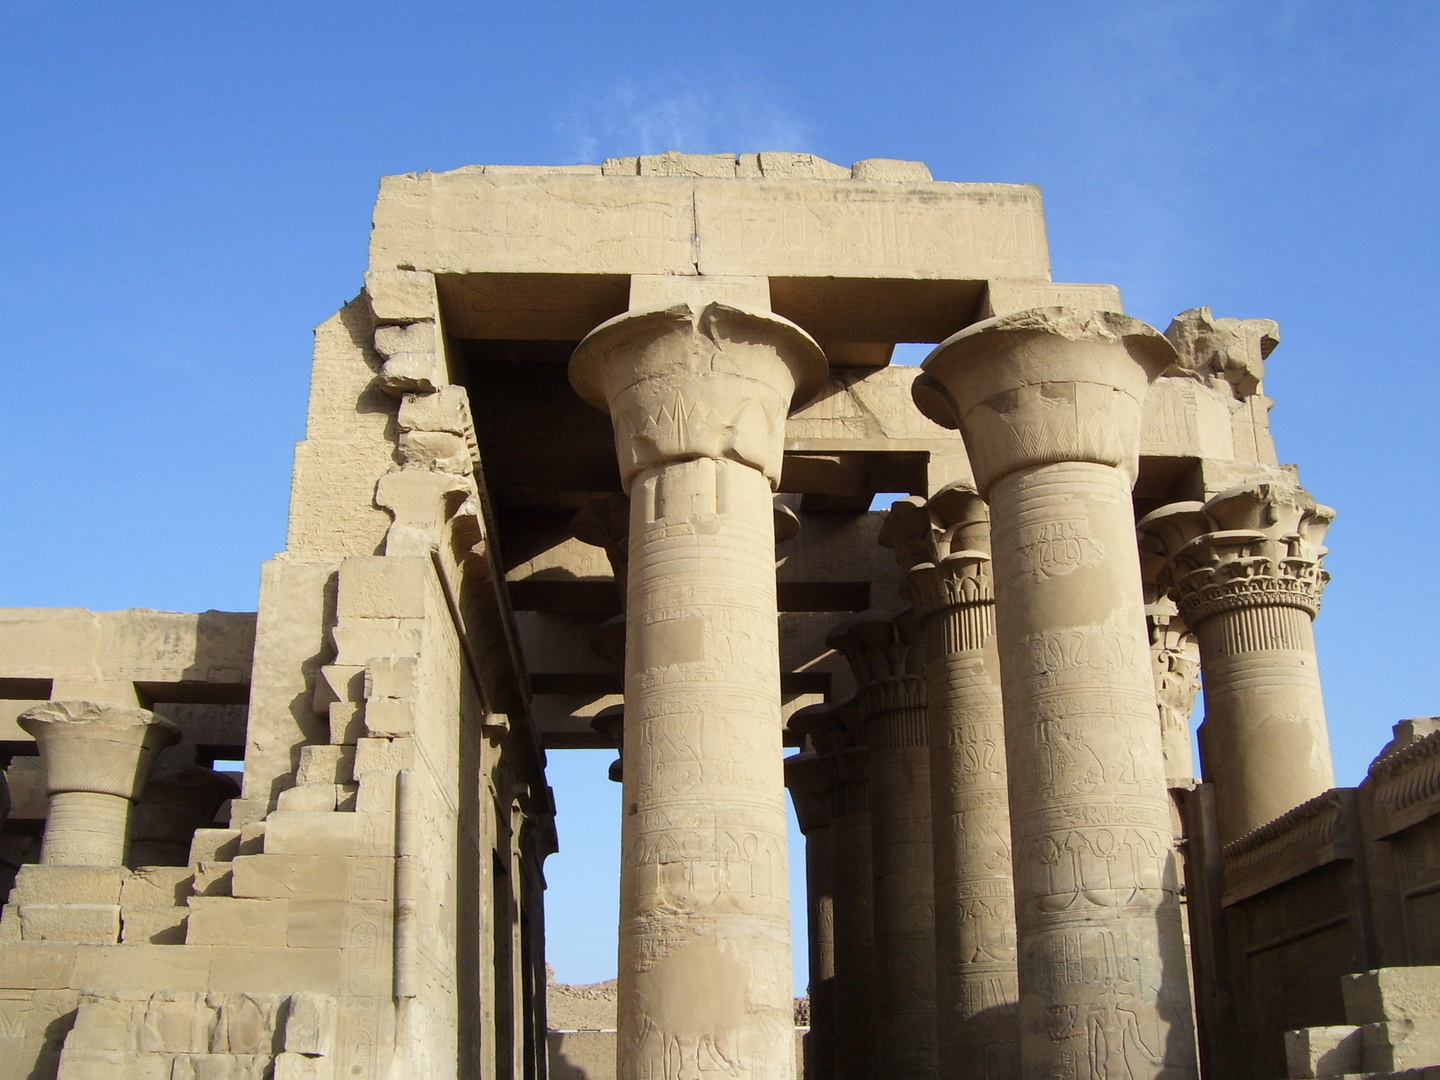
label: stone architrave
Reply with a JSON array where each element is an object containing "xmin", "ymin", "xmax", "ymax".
[
  {"xmin": 785, "ymin": 751, "xmax": 837, "ymax": 1080},
  {"xmin": 828, "ymin": 611, "xmax": 939, "ymax": 1079},
  {"xmin": 129, "ymin": 763, "xmax": 241, "ymax": 866},
  {"xmin": 1138, "ymin": 481, "xmax": 1335, "ymax": 841},
  {"xmin": 881, "ymin": 487, "xmax": 1019, "ymax": 1079},
  {"xmin": 18, "ymin": 700, "xmax": 180, "ymax": 867},
  {"xmin": 570, "ymin": 295, "xmax": 827, "ymax": 1080},
  {"xmin": 916, "ymin": 308, "xmax": 1198, "ymax": 1079}
]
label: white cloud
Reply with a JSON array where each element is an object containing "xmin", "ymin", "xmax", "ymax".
[{"xmin": 556, "ymin": 73, "xmax": 814, "ymax": 164}]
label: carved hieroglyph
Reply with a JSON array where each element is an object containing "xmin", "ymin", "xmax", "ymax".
[
  {"xmin": 17, "ymin": 700, "xmax": 180, "ymax": 867},
  {"xmin": 828, "ymin": 611, "xmax": 939, "ymax": 1079},
  {"xmin": 571, "ymin": 296, "xmax": 826, "ymax": 1080},
  {"xmin": 1139, "ymin": 481, "xmax": 1335, "ymax": 841},
  {"xmin": 918, "ymin": 308, "xmax": 1198, "ymax": 1080},
  {"xmin": 881, "ymin": 487, "xmax": 1019, "ymax": 1079},
  {"xmin": 786, "ymin": 751, "xmax": 837, "ymax": 1080}
]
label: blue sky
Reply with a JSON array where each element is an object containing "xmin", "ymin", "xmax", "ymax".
[{"xmin": 2, "ymin": 2, "xmax": 1437, "ymax": 991}]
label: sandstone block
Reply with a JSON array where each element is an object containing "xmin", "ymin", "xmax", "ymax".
[
  {"xmin": 120, "ymin": 867, "xmax": 193, "ymax": 908},
  {"xmin": 12, "ymin": 865, "xmax": 127, "ymax": 906},
  {"xmin": 283, "ymin": 991, "xmax": 337, "ymax": 1056},
  {"xmin": 72, "ymin": 945, "xmax": 213, "ymax": 993},
  {"xmin": 637, "ymin": 151, "xmax": 734, "ymax": 177},
  {"xmin": 274, "ymin": 1052, "xmax": 336, "ymax": 1080},
  {"xmin": 277, "ymin": 784, "xmax": 341, "ymax": 812},
  {"xmin": 1285, "ymin": 1024, "xmax": 1362, "ymax": 1077},
  {"xmin": 327, "ymin": 701, "xmax": 365, "ymax": 744},
  {"xmin": 169, "ymin": 1053, "xmax": 272, "ymax": 1080},
  {"xmin": 364, "ymin": 269, "xmax": 435, "ymax": 324},
  {"xmin": 230, "ymin": 855, "xmax": 392, "ymax": 902},
  {"xmin": 54, "ymin": 1047, "xmax": 169, "ymax": 1080},
  {"xmin": 120, "ymin": 906, "xmax": 188, "ymax": 944},
  {"xmin": 137, "ymin": 991, "xmax": 215, "ymax": 1054},
  {"xmin": 65, "ymin": 993, "xmax": 145, "ymax": 1051},
  {"xmin": 19, "ymin": 904, "xmax": 119, "ymax": 943},
  {"xmin": 237, "ymin": 825, "xmax": 266, "ymax": 856},
  {"xmin": 0, "ymin": 986, "xmax": 77, "ymax": 1040},
  {"xmin": 263, "ymin": 812, "xmax": 394, "ymax": 857},
  {"xmin": 757, "ymin": 152, "xmax": 849, "ymax": 179},
  {"xmin": 0, "ymin": 906, "xmax": 20, "ymax": 942},
  {"xmin": 395, "ymin": 386, "xmax": 468, "ymax": 437},
  {"xmin": 212, "ymin": 993, "xmax": 285, "ymax": 1055},
  {"xmin": 192, "ymin": 862, "xmax": 234, "ymax": 897},
  {"xmin": 354, "ymin": 737, "xmax": 412, "ymax": 775},
  {"xmin": 295, "ymin": 746, "xmax": 355, "ymax": 787},
  {"xmin": 330, "ymin": 621, "xmax": 423, "ymax": 665},
  {"xmin": 1345, "ymin": 968, "xmax": 1440, "ymax": 1025},
  {"xmin": 372, "ymin": 321, "xmax": 434, "ymax": 358},
  {"xmin": 397, "ymin": 429, "xmax": 471, "ymax": 472},
  {"xmin": 355, "ymin": 770, "xmax": 397, "ymax": 814},
  {"xmin": 208, "ymin": 947, "xmax": 343, "ymax": 996},
  {"xmin": 365, "ymin": 654, "xmax": 416, "ymax": 700},
  {"xmin": 362, "ymin": 697, "xmax": 413, "ymax": 737},
  {"xmin": 0, "ymin": 1036, "xmax": 62, "ymax": 1080},
  {"xmin": 336, "ymin": 558, "xmax": 429, "ymax": 621},
  {"xmin": 1364, "ymin": 1018, "xmax": 1440, "ymax": 1073},
  {"xmin": 0, "ymin": 943, "xmax": 79, "ymax": 989},
  {"xmin": 378, "ymin": 351, "xmax": 442, "ymax": 395},
  {"xmin": 186, "ymin": 898, "xmax": 289, "ymax": 947},
  {"xmin": 850, "ymin": 157, "xmax": 932, "ymax": 182}
]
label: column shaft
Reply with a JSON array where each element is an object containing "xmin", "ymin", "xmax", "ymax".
[
  {"xmin": 805, "ymin": 823, "xmax": 836, "ymax": 1080},
  {"xmin": 866, "ymin": 681, "xmax": 938, "ymax": 1076},
  {"xmin": 827, "ymin": 751, "xmax": 876, "ymax": 1080},
  {"xmin": 990, "ymin": 461, "xmax": 1190, "ymax": 1077},
  {"xmin": 924, "ymin": 602, "xmax": 1018, "ymax": 1078},
  {"xmin": 620, "ymin": 456, "xmax": 792, "ymax": 1077},
  {"xmin": 1195, "ymin": 604, "xmax": 1329, "ymax": 838}
]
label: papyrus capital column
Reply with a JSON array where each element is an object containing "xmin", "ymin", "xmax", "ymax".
[
  {"xmin": 1139, "ymin": 481, "xmax": 1335, "ymax": 841},
  {"xmin": 572, "ymin": 296, "xmax": 826, "ymax": 1080},
  {"xmin": 18, "ymin": 701, "xmax": 180, "ymax": 867},
  {"xmin": 827, "ymin": 611, "xmax": 938, "ymax": 1079},
  {"xmin": 918, "ymin": 308, "xmax": 1197, "ymax": 1080},
  {"xmin": 881, "ymin": 487, "xmax": 1019, "ymax": 1079}
]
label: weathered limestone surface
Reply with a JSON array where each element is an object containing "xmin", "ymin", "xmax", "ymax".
[
  {"xmin": 881, "ymin": 487, "xmax": 1019, "ymax": 1079},
  {"xmin": 571, "ymin": 290, "xmax": 825, "ymax": 1079},
  {"xmin": 920, "ymin": 309, "xmax": 1198, "ymax": 1079}
]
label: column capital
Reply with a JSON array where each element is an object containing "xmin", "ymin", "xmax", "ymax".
[
  {"xmin": 570, "ymin": 300, "xmax": 827, "ymax": 488},
  {"xmin": 826, "ymin": 611, "xmax": 927, "ymax": 746},
  {"xmin": 19, "ymin": 701, "xmax": 179, "ymax": 800},
  {"xmin": 785, "ymin": 751, "xmax": 834, "ymax": 834},
  {"xmin": 914, "ymin": 307, "xmax": 1174, "ymax": 495},
  {"xmin": 878, "ymin": 483, "xmax": 993, "ymax": 620},
  {"xmin": 1139, "ymin": 480, "xmax": 1334, "ymax": 626}
]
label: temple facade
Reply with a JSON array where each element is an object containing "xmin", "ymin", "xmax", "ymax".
[{"xmin": 3, "ymin": 152, "xmax": 1440, "ymax": 1080}]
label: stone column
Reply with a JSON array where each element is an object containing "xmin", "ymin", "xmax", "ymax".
[
  {"xmin": 130, "ymin": 764, "xmax": 241, "ymax": 866},
  {"xmin": 1138, "ymin": 481, "xmax": 1335, "ymax": 841},
  {"xmin": 828, "ymin": 611, "xmax": 938, "ymax": 1078},
  {"xmin": 881, "ymin": 487, "xmax": 1019, "ymax": 1079},
  {"xmin": 917, "ymin": 308, "xmax": 1197, "ymax": 1079},
  {"xmin": 571, "ymin": 295, "xmax": 826, "ymax": 1080},
  {"xmin": 18, "ymin": 701, "xmax": 180, "ymax": 867},
  {"xmin": 793, "ymin": 700, "xmax": 877, "ymax": 1080},
  {"xmin": 786, "ymin": 751, "xmax": 836, "ymax": 1080}
]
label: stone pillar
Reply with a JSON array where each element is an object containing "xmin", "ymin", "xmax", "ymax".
[
  {"xmin": 828, "ymin": 611, "xmax": 938, "ymax": 1078},
  {"xmin": 881, "ymin": 486, "xmax": 1019, "ymax": 1079},
  {"xmin": 917, "ymin": 308, "xmax": 1197, "ymax": 1079},
  {"xmin": 130, "ymin": 763, "xmax": 241, "ymax": 866},
  {"xmin": 1138, "ymin": 481, "xmax": 1335, "ymax": 841},
  {"xmin": 18, "ymin": 701, "xmax": 179, "ymax": 867},
  {"xmin": 571, "ymin": 295, "xmax": 826, "ymax": 1080},
  {"xmin": 786, "ymin": 751, "xmax": 836, "ymax": 1080},
  {"xmin": 793, "ymin": 701, "xmax": 877, "ymax": 1080}
]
